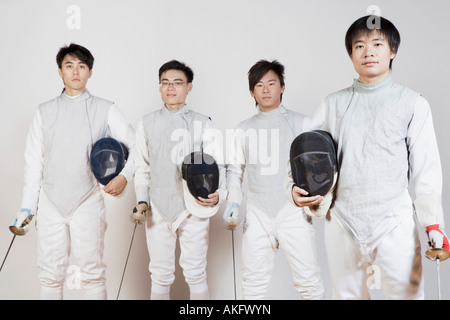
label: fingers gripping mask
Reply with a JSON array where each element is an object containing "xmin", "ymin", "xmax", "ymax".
[
  {"xmin": 290, "ymin": 130, "xmax": 338, "ymax": 196},
  {"xmin": 181, "ymin": 151, "xmax": 220, "ymax": 218},
  {"xmin": 90, "ymin": 137, "xmax": 129, "ymax": 186}
]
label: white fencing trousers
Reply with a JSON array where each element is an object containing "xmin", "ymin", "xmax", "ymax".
[
  {"xmin": 37, "ymin": 189, "xmax": 107, "ymax": 300},
  {"xmin": 325, "ymin": 212, "xmax": 424, "ymax": 300},
  {"xmin": 145, "ymin": 204, "xmax": 210, "ymax": 299},
  {"xmin": 242, "ymin": 200, "xmax": 324, "ymax": 300}
]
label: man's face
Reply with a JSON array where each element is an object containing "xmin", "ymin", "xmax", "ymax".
[
  {"xmin": 250, "ymin": 70, "xmax": 285, "ymax": 112},
  {"xmin": 159, "ymin": 69, "xmax": 193, "ymax": 110},
  {"xmin": 58, "ymin": 54, "xmax": 92, "ymax": 96},
  {"xmin": 351, "ymin": 29, "xmax": 396, "ymax": 84}
]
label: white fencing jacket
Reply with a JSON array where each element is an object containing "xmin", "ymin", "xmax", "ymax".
[
  {"xmin": 226, "ymin": 105, "xmax": 310, "ymax": 218},
  {"xmin": 21, "ymin": 90, "xmax": 135, "ymax": 216},
  {"xmin": 134, "ymin": 104, "xmax": 226, "ymax": 224},
  {"xmin": 309, "ymin": 76, "xmax": 444, "ymax": 241}
]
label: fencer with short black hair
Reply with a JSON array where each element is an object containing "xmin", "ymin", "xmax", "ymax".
[
  {"xmin": 12, "ymin": 43, "xmax": 135, "ymax": 300},
  {"xmin": 226, "ymin": 60, "xmax": 325, "ymax": 299},
  {"xmin": 287, "ymin": 16, "xmax": 448, "ymax": 299},
  {"xmin": 133, "ymin": 60, "xmax": 226, "ymax": 300}
]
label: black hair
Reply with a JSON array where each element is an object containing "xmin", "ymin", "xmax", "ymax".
[
  {"xmin": 248, "ymin": 59, "xmax": 285, "ymax": 105},
  {"xmin": 56, "ymin": 43, "xmax": 94, "ymax": 70},
  {"xmin": 159, "ymin": 60, "xmax": 194, "ymax": 83},
  {"xmin": 345, "ymin": 15, "xmax": 400, "ymax": 69}
]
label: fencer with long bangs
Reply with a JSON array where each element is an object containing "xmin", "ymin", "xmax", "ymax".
[{"xmin": 248, "ymin": 60, "xmax": 285, "ymax": 106}]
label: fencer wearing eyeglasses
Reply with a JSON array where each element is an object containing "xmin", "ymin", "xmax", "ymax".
[{"xmin": 132, "ymin": 60, "xmax": 227, "ymax": 300}]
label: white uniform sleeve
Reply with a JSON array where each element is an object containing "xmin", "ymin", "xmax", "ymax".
[
  {"xmin": 107, "ymin": 103, "xmax": 136, "ymax": 183},
  {"xmin": 307, "ymin": 99, "xmax": 327, "ymax": 131},
  {"xmin": 20, "ymin": 109, "xmax": 44, "ymax": 213},
  {"xmin": 408, "ymin": 96, "xmax": 445, "ymax": 228},
  {"xmin": 133, "ymin": 120, "xmax": 150, "ymax": 204},
  {"xmin": 202, "ymin": 119, "xmax": 228, "ymax": 204},
  {"xmin": 225, "ymin": 126, "xmax": 246, "ymax": 205},
  {"xmin": 283, "ymin": 157, "xmax": 296, "ymax": 206}
]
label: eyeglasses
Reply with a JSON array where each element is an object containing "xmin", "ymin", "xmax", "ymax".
[{"xmin": 160, "ymin": 81, "xmax": 187, "ymax": 89}]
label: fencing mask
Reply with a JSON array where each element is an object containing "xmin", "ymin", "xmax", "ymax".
[
  {"xmin": 181, "ymin": 151, "xmax": 220, "ymax": 218},
  {"xmin": 290, "ymin": 130, "xmax": 337, "ymax": 196},
  {"xmin": 90, "ymin": 137, "xmax": 129, "ymax": 186}
]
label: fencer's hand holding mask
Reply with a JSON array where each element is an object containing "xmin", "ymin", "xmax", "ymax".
[
  {"xmin": 289, "ymin": 130, "xmax": 338, "ymax": 218},
  {"xmin": 131, "ymin": 202, "xmax": 150, "ymax": 224},
  {"xmin": 90, "ymin": 137, "xmax": 129, "ymax": 187},
  {"xmin": 223, "ymin": 202, "xmax": 241, "ymax": 230},
  {"xmin": 10, "ymin": 209, "xmax": 34, "ymax": 236},
  {"xmin": 182, "ymin": 151, "xmax": 220, "ymax": 218},
  {"xmin": 290, "ymin": 130, "xmax": 337, "ymax": 197}
]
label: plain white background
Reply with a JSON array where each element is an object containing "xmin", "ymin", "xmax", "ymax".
[{"xmin": 0, "ymin": 0, "xmax": 449, "ymax": 300}]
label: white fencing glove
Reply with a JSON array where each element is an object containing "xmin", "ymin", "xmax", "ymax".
[
  {"xmin": 223, "ymin": 202, "xmax": 241, "ymax": 230},
  {"xmin": 426, "ymin": 224, "xmax": 450, "ymax": 251},
  {"xmin": 10, "ymin": 209, "xmax": 34, "ymax": 236},
  {"xmin": 130, "ymin": 201, "xmax": 150, "ymax": 224}
]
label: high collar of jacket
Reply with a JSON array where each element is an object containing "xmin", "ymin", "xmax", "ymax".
[
  {"xmin": 162, "ymin": 104, "xmax": 190, "ymax": 116},
  {"xmin": 257, "ymin": 104, "xmax": 286, "ymax": 118},
  {"xmin": 353, "ymin": 75, "xmax": 393, "ymax": 93},
  {"xmin": 60, "ymin": 89, "xmax": 92, "ymax": 103}
]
